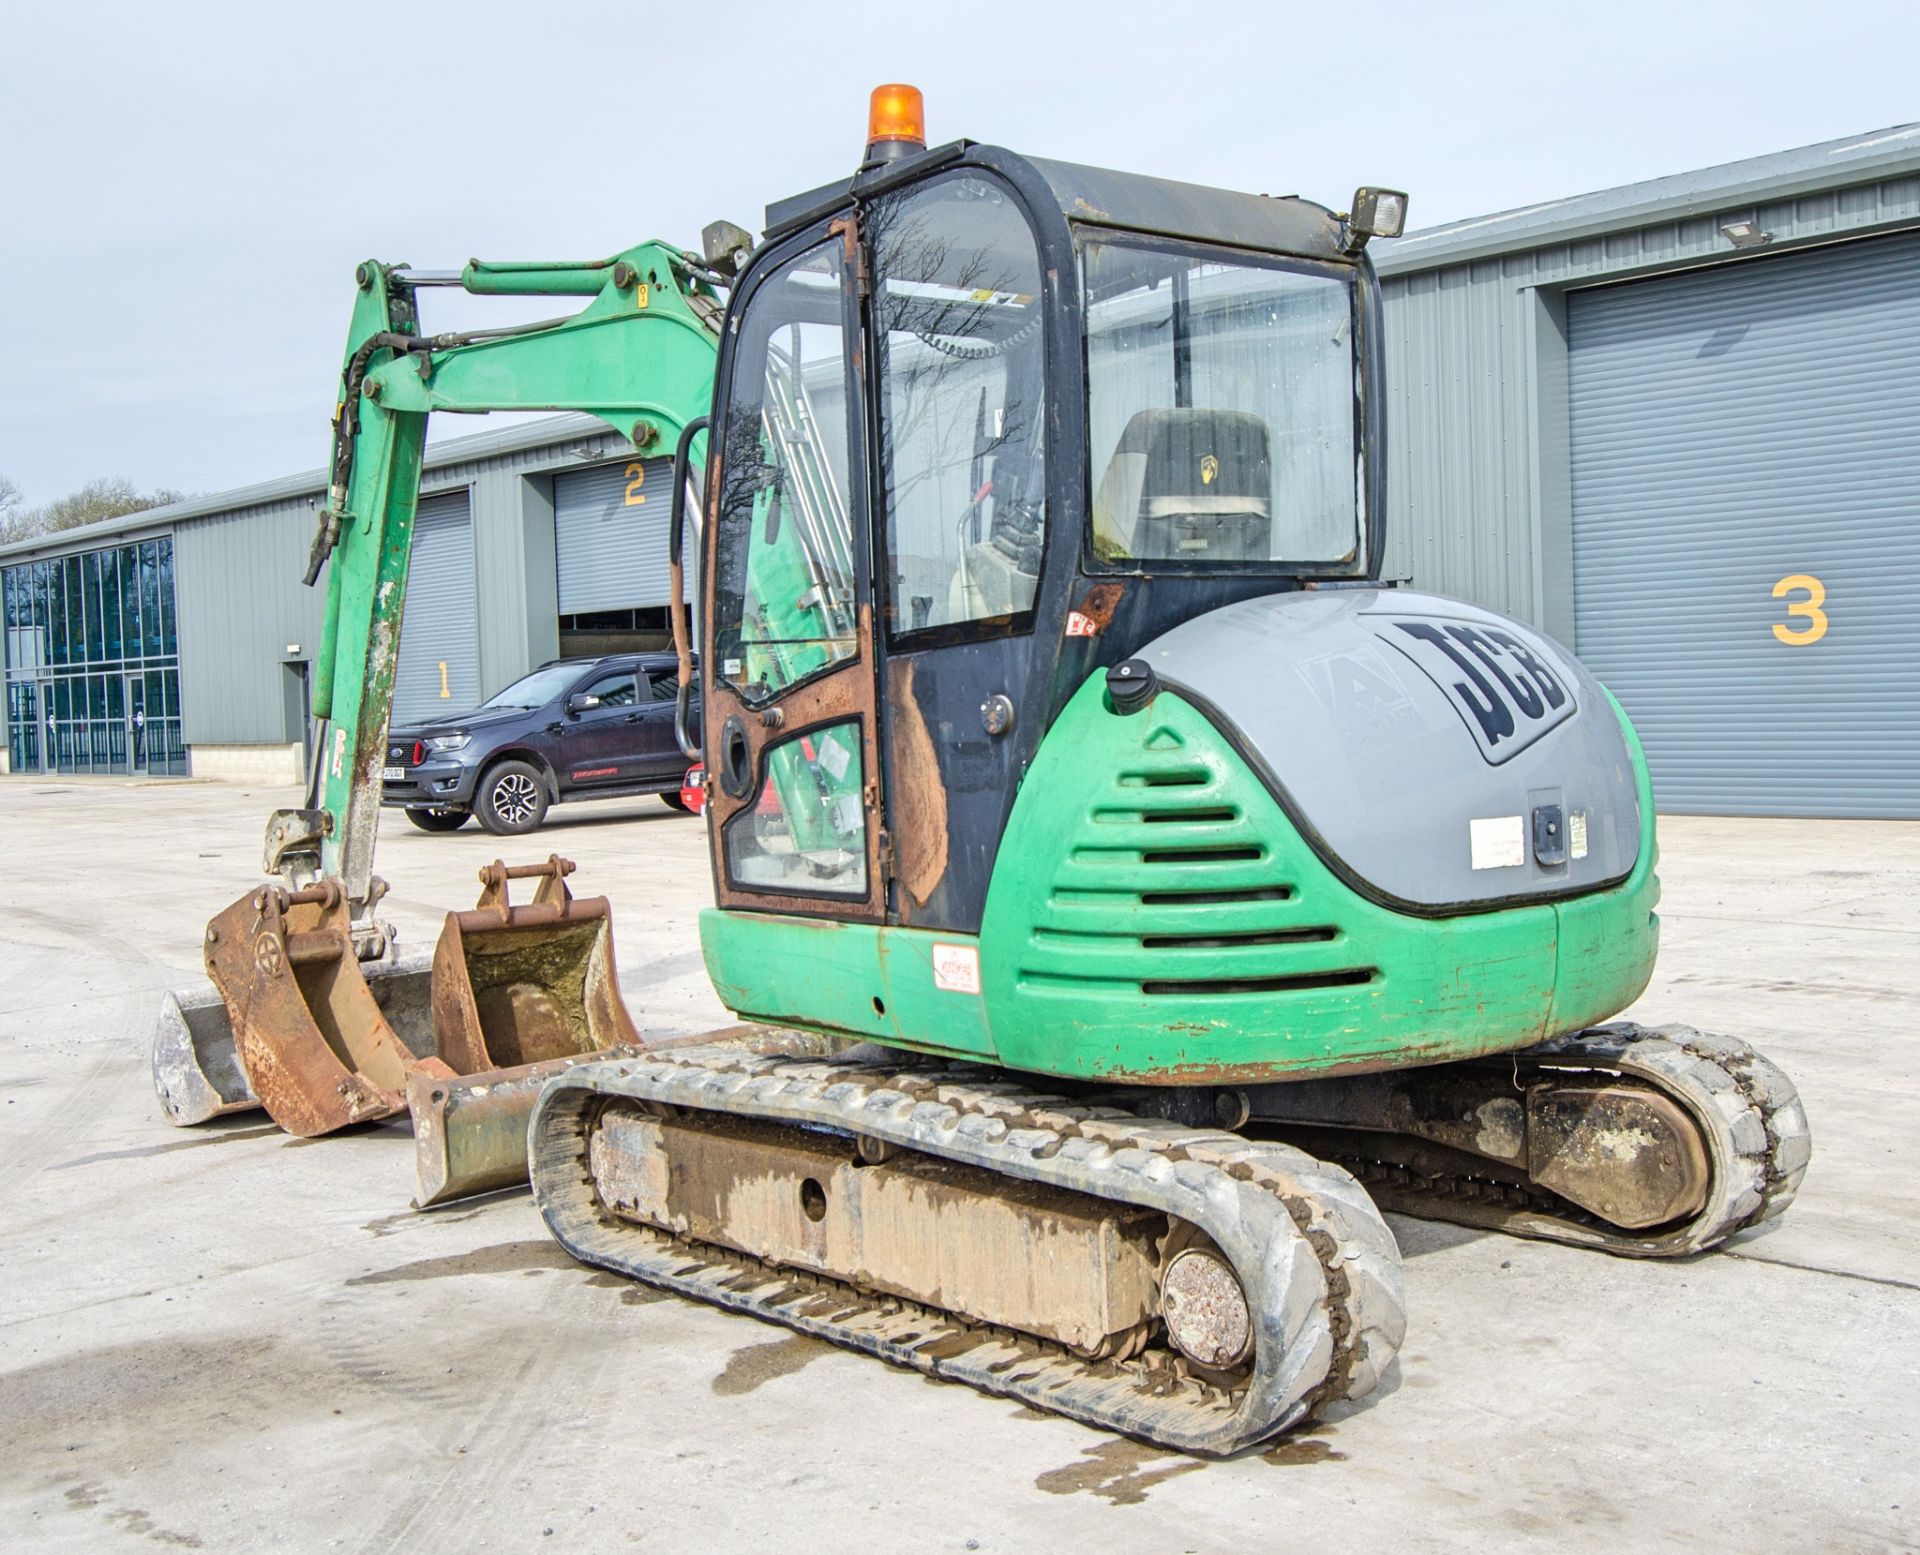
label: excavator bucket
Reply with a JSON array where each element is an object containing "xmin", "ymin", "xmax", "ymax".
[
  {"xmin": 180, "ymin": 855, "xmax": 641, "ymax": 1189},
  {"xmin": 410, "ymin": 856, "xmax": 644, "ymax": 1206},
  {"xmin": 201, "ymin": 880, "xmax": 455, "ymax": 1137},
  {"xmin": 430, "ymin": 856, "xmax": 640, "ymax": 1071},
  {"xmin": 153, "ymin": 950, "xmax": 435, "ymax": 1127}
]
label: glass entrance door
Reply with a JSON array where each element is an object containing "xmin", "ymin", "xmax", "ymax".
[
  {"xmin": 127, "ymin": 675, "xmax": 148, "ymax": 775},
  {"xmin": 5, "ymin": 680, "xmax": 41, "ymax": 773}
]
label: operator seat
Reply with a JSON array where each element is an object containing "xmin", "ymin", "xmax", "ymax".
[{"xmin": 1091, "ymin": 407, "xmax": 1273, "ymax": 563}]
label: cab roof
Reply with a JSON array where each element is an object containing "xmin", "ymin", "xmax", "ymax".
[{"xmin": 764, "ymin": 142, "xmax": 1348, "ymax": 263}]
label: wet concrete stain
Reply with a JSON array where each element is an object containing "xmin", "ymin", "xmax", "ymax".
[
  {"xmin": 65, "ymin": 1482, "xmax": 203, "ymax": 1548},
  {"xmin": 583, "ymin": 1272, "xmax": 672, "ymax": 1306},
  {"xmin": 1034, "ymin": 1440, "xmax": 1208, "ymax": 1505},
  {"xmin": 345, "ymin": 1240, "xmax": 575, "ymax": 1286},
  {"xmin": 51, "ymin": 1124, "xmax": 283, "ymax": 1171},
  {"xmin": 710, "ymin": 1334, "xmax": 829, "ymax": 1397},
  {"xmin": 1263, "ymin": 1433, "xmax": 1347, "ymax": 1466}
]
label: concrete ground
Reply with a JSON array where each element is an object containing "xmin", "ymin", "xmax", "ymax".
[{"xmin": 1, "ymin": 779, "xmax": 1915, "ymax": 1555}]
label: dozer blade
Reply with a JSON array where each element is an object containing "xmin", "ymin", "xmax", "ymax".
[
  {"xmin": 529, "ymin": 1040, "xmax": 1407, "ymax": 1456},
  {"xmin": 408, "ymin": 1051, "xmax": 636, "ymax": 1208},
  {"xmin": 202, "ymin": 881, "xmax": 454, "ymax": 1136}
]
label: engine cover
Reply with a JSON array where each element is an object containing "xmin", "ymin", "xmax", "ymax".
[{"xmin": 1141, "ymin": 589, "xmax": 1642, "ymax": 912}]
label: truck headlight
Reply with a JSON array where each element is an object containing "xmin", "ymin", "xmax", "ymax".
[{"xmin": 424, "ymin": 734, "xmax": 470, "ymax": 753}]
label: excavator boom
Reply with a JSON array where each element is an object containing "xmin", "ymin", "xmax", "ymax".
[
  {"xmin": 288, "ymin": 244, "xmax": 721, "ymax": 918},
  {"xmin": 155, "ymin": 241, "xmax": 725, "ymax": 1201}
]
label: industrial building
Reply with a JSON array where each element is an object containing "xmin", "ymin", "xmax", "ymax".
[{"xmin": 4, "ymin": 122, "xmax": 1915, "ymax": 815}]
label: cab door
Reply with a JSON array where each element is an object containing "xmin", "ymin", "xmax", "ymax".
[
  {"xmin": 861, "ymin": 171, "xmax": 1052, "ymax": 933},
  {"xmin": 702, "ymin": 227, "xmax": 884, "ymax": 923}
]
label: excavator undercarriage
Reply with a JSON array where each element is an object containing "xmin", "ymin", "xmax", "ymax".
[{"xmin": 532, "ymin": 1040, "xmax": 1406, "ymax": 1455}]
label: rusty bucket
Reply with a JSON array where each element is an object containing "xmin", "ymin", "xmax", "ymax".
[
  {"xmin": 409, "ymin": 856, "xmax": 643, "ymax": 1206},
  {"xmin": 431, "ymin": 856, "xmax": 640, "ymax": 1070},
  {"xmin": 190, "ymin": 856, "xmax": 643, "ymax": 1195},
  {"xmin": 202, "ymin": 880, "xmax": 456, "ymax": 1137}
]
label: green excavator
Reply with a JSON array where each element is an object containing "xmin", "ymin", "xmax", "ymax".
[{"xmin": 155, "ymin": 86, "xmax": 1809, "ymax": 1455}]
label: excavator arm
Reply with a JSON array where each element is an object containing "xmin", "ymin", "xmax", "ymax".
[{"xmin": 273, "ymin": 243, "xmax": 722, "ymax": 934}]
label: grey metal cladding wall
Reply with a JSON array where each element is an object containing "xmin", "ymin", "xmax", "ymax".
[
  {"xmin": 553, "ymin": 457, "xmax": 673, "ymax": 613},
  {"xmin": 1568, "ymin": 230, "xmax": 1920, "ymax": 818},
  {"xmin": 174, "ymin": 495, "xmax": 328, "ymax": 745},
  {"xmin": 393, "ymin": 491, "xmax": 479, "ymax": 725},
  {"xmin": 1379, "ymin": 253, "xmax": 1541, "ymax": 619},
  {"xmin": 1377, "ymin": 169, "xmax": 1920, "ymax": 634}
]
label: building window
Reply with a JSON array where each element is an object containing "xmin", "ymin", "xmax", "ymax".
[{"xmin": 3, "ymin": 534, "xmax": 186, "ymax": 776}]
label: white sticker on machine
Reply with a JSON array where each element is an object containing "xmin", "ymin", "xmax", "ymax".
[
  {"xmin": 1569, "ymin": 811, "xmax": 1589, "ymax": 861},
  {"xmin": 1469, "ymin": 815, "xmax": 1526, "ymax": 870},
  {"xmin": 814, "ymin": 730, "xmax": 852, "ymax": 782},
  {"xmin": 932, "ymin": 943, "xmax": 982, "ymax": 994}
]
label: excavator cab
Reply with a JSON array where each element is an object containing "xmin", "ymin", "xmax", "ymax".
[{"xmin": 692, "ymin": 108, "xmax": 1417, "ymax": 1007}]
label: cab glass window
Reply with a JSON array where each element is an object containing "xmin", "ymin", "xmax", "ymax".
[
  {"xmin": 724, "ymin": 720, "xmax": 867, "ymax": 896},
  {"xmin": 1084, "ymin": 236, "xmax": 1359, "ymax": 570},
  {"xmin": 711, "ymin": 241, "xmax": 857, "ymax": 707},
  {"xmin": 869, "ymin": 173, "xmax": 1046, "ymax": 641}
]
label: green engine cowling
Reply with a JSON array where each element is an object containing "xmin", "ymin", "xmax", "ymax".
[{"xmin": 701, "ymin": 592, "xmax": 1659, "ymax": 1084}]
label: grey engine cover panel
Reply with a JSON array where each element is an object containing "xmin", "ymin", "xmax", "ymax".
[{"xmin": 1141, "ymin": 589, "xmax": 1642, "ymax": 912}]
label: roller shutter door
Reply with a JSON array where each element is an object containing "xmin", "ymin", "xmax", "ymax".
[
  {"xmin": 554, "ymin": 457, "xmax": 674, "ymax": 613},
  {"xmin": 1568, "ymin": 230, "xmax": 1920, "ymax": 818},
  {"xmin": 393, "ymin": 491, "xmax": 479, "ymax": 725}
]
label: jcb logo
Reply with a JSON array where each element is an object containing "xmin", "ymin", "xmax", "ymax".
[{"xmin": 1383, "ymin": 619, "xmax": 1576, "ymax": 765}]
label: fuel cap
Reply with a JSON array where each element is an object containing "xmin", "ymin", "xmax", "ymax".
[{"xmin": 1106, "ymin": 658, "xmax": 1157, "ymax": 715}]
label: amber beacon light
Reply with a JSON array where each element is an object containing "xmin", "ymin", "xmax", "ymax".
[{"xmin": 866, "ymin": 83, "xmax": 927, "ymax": 154}]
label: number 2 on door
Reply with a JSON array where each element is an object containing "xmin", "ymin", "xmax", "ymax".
[
  {"xmin": 624, "ymin": 462, "xmax": 647, "ymax": 506},
  {"xmin": 1771, "ymin": 574, "xmax": 1827, "ymax": 646}
]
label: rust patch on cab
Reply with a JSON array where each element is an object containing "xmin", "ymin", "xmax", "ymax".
[{"xmin": 886, "ymin": 658, "xmax": 949, "ymax": 913}]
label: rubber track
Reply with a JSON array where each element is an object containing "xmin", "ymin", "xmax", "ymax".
[
  {"xmin": 1329, "ymin": 1023, "xmax": 1811, "ymax": 1257},
  {"xmin": 530, "ymin": 1044, "xmax": 1405, "ymax": 1456}
]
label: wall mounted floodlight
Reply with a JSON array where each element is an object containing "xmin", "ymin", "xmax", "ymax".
[
  {"xmin": 1720, "ymin": 219, "xmax": 1773, "ymax": 250},
  {"xmin": 1343, "ymin": 187, "xmax": 1409, "ymax": 253}
]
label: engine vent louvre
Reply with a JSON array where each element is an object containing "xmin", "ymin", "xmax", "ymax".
[
  {"xmin": 1142, "ymin": 968, "xmax": 1377, "ymax": 997},
  {"xmin": 1140, "ymin": 927, "xmax": 1337, "ymax": 949},
  {"xmin": 1025, "ymin": 743, "xmax": 1369, "ymax": 1001}
]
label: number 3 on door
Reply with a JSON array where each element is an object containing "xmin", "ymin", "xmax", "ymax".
[{"xmin": 1772, "ymin": 574, "xmax": 1827, "ymax": 646}]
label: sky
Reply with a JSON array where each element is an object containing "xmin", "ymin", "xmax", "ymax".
[{"xmin": 0, "ymin": 0, "xmax": 1914, "ymax": 505}]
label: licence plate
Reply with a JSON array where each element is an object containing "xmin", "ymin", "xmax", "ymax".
[{"xmin": 381, "ymin": 766, "xmax": 404, "ymax": 781}]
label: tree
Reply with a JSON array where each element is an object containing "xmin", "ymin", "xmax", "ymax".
[{"xmin": 0, "ymin": 476, "xmax": 188, "ymax": 547}]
